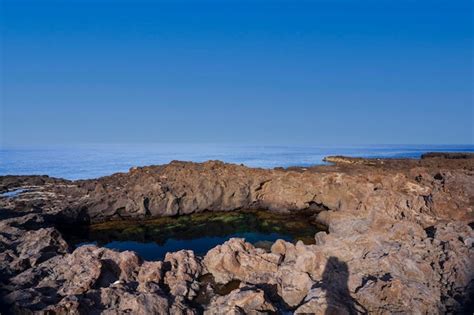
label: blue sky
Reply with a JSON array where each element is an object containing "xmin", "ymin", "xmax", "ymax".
[{"xmin": 1, "ymin": 0, "xmax": 472, "ymax": 145}]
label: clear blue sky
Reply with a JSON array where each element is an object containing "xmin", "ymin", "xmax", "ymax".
[{"xmin": 1, "ymin": 0, "xmax": 472, "ymax": 145}]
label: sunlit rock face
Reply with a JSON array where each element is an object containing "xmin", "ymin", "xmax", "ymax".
[{"xmin": 0, "ymin": 153, "xmax": 473, "ymax": 314}]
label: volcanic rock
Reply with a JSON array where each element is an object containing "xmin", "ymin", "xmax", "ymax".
[
  {"xmin": 204, "ymin": 286, "xmax": 276, "ymax": 315},
  {"xmin": 0, "ymin": 154, "xmax": 473, "ymax": 314}
]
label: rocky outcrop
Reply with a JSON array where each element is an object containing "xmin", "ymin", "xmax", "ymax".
[
  {"xmin": 163, "ymin": 250, "xmax": 202, "ymax": 300},
  {"xmin": 203, "ymin": 238, "xmax": 281, "ymax": 285},
  {"xmin": 2, "ymin": 154, "xmax": 473, "ymax": 226},
  {"xmin": 0, "ymin": 154, "xmax": 473, "ymax": 314},
  {"xmin": 205, "ymin": 286, "xmax": 276, "ymax": 315}
]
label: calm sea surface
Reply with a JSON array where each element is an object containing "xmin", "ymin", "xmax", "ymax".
[{"xmin": 1, "ymin": 144, "xmax": 473, "ymax": 180}]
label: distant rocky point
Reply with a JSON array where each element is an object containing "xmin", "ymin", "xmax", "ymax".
[
  {"xmin": 324, "ymin": 151, "xmax": 474, "ymax": 165},
  {"xmin": 0, "ymin": 154, "xmax": 473, "ymax": 314}
]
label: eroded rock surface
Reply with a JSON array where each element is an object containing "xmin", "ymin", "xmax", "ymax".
[
  {"xmin": 0, "ymin": 153, "xmax": 473, "ymax": 314},
  {"xmin": 205, "ymin": 286, "xmax": 276, "ymax": 315}
]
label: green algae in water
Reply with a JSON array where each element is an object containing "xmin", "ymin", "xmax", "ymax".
[{"xmin": 65, "ymin": 210, "xmax": 325, "ymax": 261}]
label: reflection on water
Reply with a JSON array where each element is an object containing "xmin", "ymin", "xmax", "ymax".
[{"xmin": 64, "ymin": 210, "xmax": 325, "ymax": 261}]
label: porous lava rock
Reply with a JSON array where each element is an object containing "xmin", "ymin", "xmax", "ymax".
[{"xmin": 0, "ymin": 153, "xmax": 473, "ymax": 314}]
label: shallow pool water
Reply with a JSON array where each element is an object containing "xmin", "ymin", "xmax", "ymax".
[
  {"xmin": 0, "ymin": 189, "xmax": 27, "ymax": 198},
  {"xmin": 64, "ymin": 210, "xmax": 325, "ymax": 261}
]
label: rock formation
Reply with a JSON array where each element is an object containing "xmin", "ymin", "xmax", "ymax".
[{"xmin": 0, "ymin": 153, "xmax": 473, "ymax": 314}]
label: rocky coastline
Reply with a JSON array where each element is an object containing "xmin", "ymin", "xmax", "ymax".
[{"xmin": 0, "ymin": 153, "xmax": 473, "ymax": 314}]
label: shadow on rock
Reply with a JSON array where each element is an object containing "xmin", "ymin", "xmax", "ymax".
[{"xmin": 321, "ymin": 256, "xmax": 366, "ymax": 315}]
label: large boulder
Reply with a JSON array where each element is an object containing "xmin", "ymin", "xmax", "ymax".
[
  {"xmin": 203, "ymin": 238, "xmax": 281, "ymax": 285},
  {"xmin": 164, "ymin": 250, "xmax": 202, "ymax": 300},
  {"xmin": 205, "ymin": 286, "xmax": 276, "ymax": 315}
]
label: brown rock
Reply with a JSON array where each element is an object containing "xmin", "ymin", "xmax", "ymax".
[
  {"xmin": 164, "ymin": 250, "xmax": 202, "ymax": 300},
  {"xmin": 137, "ymin": 261, "xmax": 164, "ymax": 291},
  {"xmin": 203, "ymin": 238, "xmax": 281, "ymax": 285},
  {"xmin": 204, "ymin": 286, "xmax": 276, "ymax": 315},
  {"xmin": 295, "ymin": 287, "xmax": 353, "ymax": 315},
  {"xmin": 98, "ymin": 285, "xmax": 171, "ymax": 315},
  {"xmin": 1, "ymin": 155, "xmax": 473, "ymax": 313},
  {"xmin": 277, "ymin": 265, "xmax": 313, "ymax": 307}
]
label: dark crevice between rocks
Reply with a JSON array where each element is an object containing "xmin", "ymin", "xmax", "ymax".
[
  {"xmin": 354, "ymin": 275, "xmax": 377, "ymax": 294},
  {"xmin": 0, "ymin": 209, "xmax": 29, "ymax": 221},
  {"xmin": 160, "ymin": 261, "xmax": 172, "ymax": 295},
  {"xmin": 95, "ymin": 259, "xmax": 122, "ymax": 288},
  {"xmin": 380, "ymin": 273, "xmax": 393, "ymax": 282},
  {"xmin": 306, "ymin": 201, "xmax": 331, "ymax": 212},
  {"xmin": 424, "ymin": 226, "xmax": 437, "ymax": 239},
  {"xmin": 254, "ymin": 180, "xmax": 271, "ymax": 193},
  {"xmin": 43, "ymin": 206, "xmax": 90, "ymax": 230},
  {"xmin": 254, "ymin": 283, "xmax": 292, "ymax": 312},
  {"xmin": 174, "ymin": 196, "xmax": 183, "ymax": 215},
  {"xmin": 354, "ymin": 273, "xmax": 393, "ymax": 294},
  {"xmin": 76, "ymin": 206, "xmax": 91, "ymax": 225},
  {"xmin": 459, "ymin": 279, "xmax": 474, "ymax": 314},
  {"xmin": 242, "ymin": 285, "xmax": 279, "ymax": 315},
  {"xmin": 422, "ymin": 194, "xmax": 433, "ymax": 209},
  {"xmin": 195, "ymin": 273, "xmax": 241, "ymax": 306},
  {"xmin": 143, "ymin": 197, "xmax": 151, "ymax": 216},
  {"xmin": 113, "ymin": 207, "xmax": 126, "ymax": 220},
  {"xmin": 439, "ymin": 259, "xmax": 446, "ymax": 271},
  {"xmin": 191, "ymin": 274, "xmax": 242, "ymax": 313}
]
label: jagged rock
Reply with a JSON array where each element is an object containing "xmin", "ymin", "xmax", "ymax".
[
  {"xmin": 43, "ymin": 295, "xmax": 82, "ymax": 314},
  {"xmin": 204, "ymin": 286, "xmax": 276, "ymax": 315},
  {"xmin": 97, "ymin": 247, "xmax": 142, "ymax": 283},
  {"xmin": 169, "ymin": 296, "xmax": 199, "ymax": 315},
  {"xmin": 294, "ymin": 287, "xmax": 354, "ymax": 315},
  {"xmin": 2, "ymin": 246, "xmax": 143, "ymax": 312},
  {"xmin": 314, "ymin": 231, "xmax": 328, "ymax": 245},
  {"xmin": 0, "ymin": 213, "xmax": 58, "ymax": 276},
  {"xmin": 277, "ymin": 265, "xmax": 313, "ymax": 307},
  {"xmin": 137, "ymin": 261, "xmax": 164, "ymax": 292},
  {"xmin": 96, "ymin": 285, "xmax": 171, "ymax": 315},
  {"xmin": 203, "ymin": 238, "xmax": 281, "ymax": 285},
  {"xmin": 164, "ymin": 250, "xmax": 202, "ymax": 300},
  {"xmin": 0, "ymin": 155, "xmax": 473, "ymax": 313},
  {"xmin": 16, "ymin": 228, "xmax": 70, "ymax": 268}
]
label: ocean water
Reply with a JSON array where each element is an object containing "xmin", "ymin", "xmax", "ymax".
[{"xmin": 0, "ymin": 144, "xmax": 473, "ymax": 180}]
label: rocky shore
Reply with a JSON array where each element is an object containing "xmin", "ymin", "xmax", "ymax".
[{"xmin": 0, "ymin": 153, "xmax": 473, "ymax": 314}]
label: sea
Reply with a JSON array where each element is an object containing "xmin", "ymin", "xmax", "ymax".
[{"xmin": 0, "ymin": 144, "xmax": 473, "ymax": 180}]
